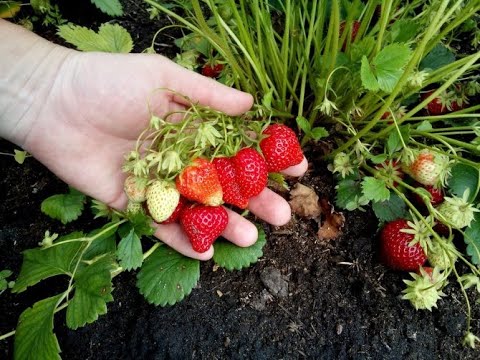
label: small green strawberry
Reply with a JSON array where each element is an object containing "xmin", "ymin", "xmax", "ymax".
[
  {"xmin": 428, "ymin": 241, "xmax": 457, "ymax": 269},
  {"xmin": 146, "ymin": 180, "xmax": 180, "ymax": 223},
  {"xmin": 436, "ymin": 191, "xmax": 479, "ymax": 229},
  {"xmin": 126, "ymin": 201, "xmax": 144, "ymax": 216}
]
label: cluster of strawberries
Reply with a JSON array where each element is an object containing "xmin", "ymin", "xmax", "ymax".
[
  {"xmin": 377, "ymin": 148, "xmax": 478, "ymax": 273},
  {"xmin": 124, "ymin": 124, "xmax": 303, "ymax": 253}
]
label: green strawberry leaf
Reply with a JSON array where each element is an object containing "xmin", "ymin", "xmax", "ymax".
[
  {"xmin": 419, "ymin": 44, "xmax": 456, "ymax": 71},
  {"xmin": 361, "ymin": 177, "xmax": 390, "ymax": 202},
  {"xmin": 14, "ymin": 294, "xmax": 63, "ymax": 360},
  {"xmin": 387, "ymin": 125, "xmax": 410, "ymax": 155},
  {"xmin": 137, "ymin": 246, "xmax": 200, "ymax": 306},
  {"xmin": 213, "ymin": 225, "xmax": 267, "ymax": 270},
  {"xmin": 335, "ymin": 177, "xmax": 368, "ymax": 210},
  {"xmin": 310, "ymin": 126, "xmax": 329, "ymax": 140},
  {"xmin": 388, "ymin": 19, "xmax": 420, "ymax": 43},
  {"xmin": 127, "ymin": 212, "xmax": 156, "ymax": 237},
  {"xmin": 13, "ymin": 149, "xmax": 27, "ymax": 164},
  {"xmin": 41, "ymin": 187, "xmax": 86, "ymax": 224},
  {"xmin": 66, "ymin": 255, "xmax": 115, "ymax": 330},
  {"xmin": 372, "ymin": 193, "xmax": 408, "ymax": 222},
  {"xmin": 117, "ymin": 225, "xmax": 143, "ymax": 271},
  {"xmin": 447, "ymin": 163, "xmax": 480, "ymax": 202},
  {"xmin": 0, "ymin": 1, "xmax": 21, "ymax": 18},
  {"xmin": 361, "ymin": 44, "xmax": 412, "ymax": 93},
  {"xmin": 416, "ymin": 120, "xmax": 433, "ymax": 131},
  {"xmin": 57, "ymin": 23, "xmax": 133, "ymax": 53},
  {"xmin": 296, "ymin": 115, "xmax": 311, "ymax": 134},
  {"xmin": 90, "ymin": 0, "xmax": 123, "ymax": 16},
  {"xmin": 464, "ymin": 213, "xmax": 480, "ymax": 265},
  {"xmin": 83, "ymin": 223, "xmax": 118, "ymax": 261},
  {"xmin": 12, "ymin": 232, "xmax": 85, "ymax": 293}
]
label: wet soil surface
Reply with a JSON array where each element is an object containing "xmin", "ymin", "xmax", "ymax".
[{"xmin": 1, "ymin": 1, "xmax": 479, "ymax": 359}]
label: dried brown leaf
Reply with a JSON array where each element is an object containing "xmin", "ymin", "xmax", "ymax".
[
  {"xmin": 289, "ymin": 183, "xmax": 322, "ymax": 218},
  {"xmin": 317, "ymin": 199, "xmax": 345, "ymax": 241}
]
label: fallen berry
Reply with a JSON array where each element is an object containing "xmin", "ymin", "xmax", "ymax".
[
  {"xmin": 260, "ymin": 124, "xmax": 303, "ymax": 172},
  {"xmin": 180, "ymin": 205, "xmax": 228, "ymax": 253},
  {"xmin": 176, "ymin": 158, "xmax": 223, "ymax": 206},
  {"xmin": 146, "ymin": 180, "xmax": 180, "ymax": 223},
  {"xmin": 380, "ymin": 219, "xmax": 427, "ymax": 271}
]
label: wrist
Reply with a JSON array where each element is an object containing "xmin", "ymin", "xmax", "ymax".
[{"xmin": 0, "ymin": 19, "xmax": 75, "ymax": 148}]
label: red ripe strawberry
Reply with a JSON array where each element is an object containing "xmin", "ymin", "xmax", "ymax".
[
  {"xmin": 180, "ymin": 205, "xmax": 228, "ymax": 253},
  {"xmin": 176, "ymin": 158, "xmax": 223, "ymax": 206},
  {"xmin": 201, "ymin": 63, "xmax": 224, "ymax": 78},
  {"xmin": 259, "ymin": 124, "xmax": 303, "ymax": 172},
  {"xmin": 232, "ymin": 148, "xmax": 268, "ymax": 198},
  {"xmin": 413, "ymin": 184, "xmax": 444, "ymax": 206},
  {"xmin": 339, "ymin": 20, "xmax": 361, "ymax": 49},
  {"xmin": 421, "ymin": 88, "xmax": 467, "ymax": 115},
  {"xmin": 213, "ymin": 157, "xmax": 249, "ymax": 209},
  {"xmin": 380, "ymin": 219, "xmax": 427, "ymax": 271},
  {"xmin": 161, "ymin": 196, "xmax": 188, "ymax": 224}
]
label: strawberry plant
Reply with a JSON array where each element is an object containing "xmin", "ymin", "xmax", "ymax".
[
  {"xmin": 145, "ymin": 0, "xmax": 480, "ymax": 347},
  {"xmin": 2, "ymin": 0, "xmax": 480, "ymax": 356}
]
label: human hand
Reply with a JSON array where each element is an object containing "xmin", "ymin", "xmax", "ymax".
[{"xmin": 1, "ymin": 22, "xmax": 307, "ymax": 259}]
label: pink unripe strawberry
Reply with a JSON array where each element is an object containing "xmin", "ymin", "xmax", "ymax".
[
  {"xmin": 259, "ymin": 124, "xmax": 303, "ymax": 172},
  {"xmin": 124, "ymin": 175, "xmax": 147, "ymax": 203},
  {"xmin": 180, "ymin": 205, "xmax": 228, "ymax": 253},
  {"xmin": 146, "ymin": 180, "xmax": 180, "ymax": 223},
  {"xmin": 176, "ymin": 158, "xmax": 223, "ymax": 206},
  {"xmin": 401, "ymin": 149, "xmax": 450, "ymax": 187}
]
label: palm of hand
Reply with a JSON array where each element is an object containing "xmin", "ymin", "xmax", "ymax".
[{"xmin": 24, "ymin": 51, "xmax": 306, "ymax": 259}]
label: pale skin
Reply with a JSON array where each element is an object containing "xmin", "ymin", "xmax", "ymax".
[{"xmin": 0, "ymin": 19, "xmax": 308, "ymax": 260}]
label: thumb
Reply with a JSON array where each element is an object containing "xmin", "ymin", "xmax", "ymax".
[{"xmin": 162, "ymin": 57, "xmax": 254, "ymax": 116}]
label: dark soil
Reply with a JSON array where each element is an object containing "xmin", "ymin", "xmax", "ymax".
[{"xmin": 1, "ymin": 1, "xmax": 479, "ymax": 359}]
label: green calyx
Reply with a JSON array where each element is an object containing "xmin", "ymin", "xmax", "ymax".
[
  {"xmin": 402, "ymin": 267, "xmax": 447, "ymax": 311},
  {"xmin": 122, "ymin": 91, "xmax": 268, "ymax": 182}
]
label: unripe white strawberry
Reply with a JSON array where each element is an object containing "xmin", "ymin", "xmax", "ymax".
[
  {"xmin": 401, "ymin": 149, "xmax": 451, "ymax": 187},
  {"xmin": 428, "ymin": 241, "xmax": 457, "ymax": 269},
  {"xmin": 146, "ymin": 180, "xmax": 180, "ymax": 223},
  {"xmin": 436, "ymin": 193, "xmax": 479, "ymax": 229},
  {"xmin": 126, "ymin": 201, "xmax": 144, "ymax": 216},
  {"xmin": 124, "ymin": 175, "xmax": 148, "ymax": 203}
]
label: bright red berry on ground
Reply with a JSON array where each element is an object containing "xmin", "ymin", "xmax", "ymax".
[
  {"xmin": 180, "ymin": 205, "xmax": 228, "ymax": 253},
  {"xmin": 259, "ymin": 124, "xmax": 303, "ymax": 172},
  {"xmin": 380, "ymin": 219, "xmax": 427, "ymax": 271}
]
